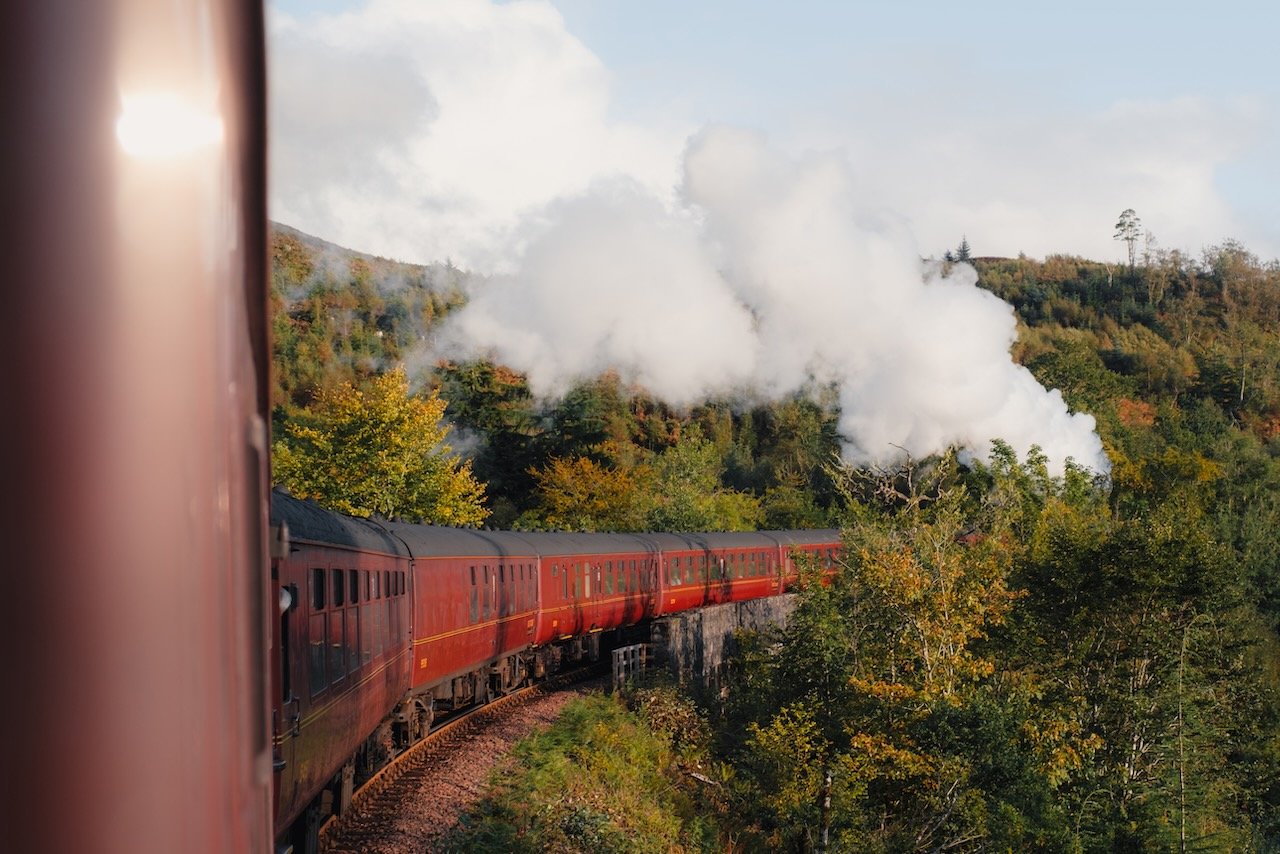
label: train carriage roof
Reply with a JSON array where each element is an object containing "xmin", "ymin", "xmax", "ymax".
[
  {"xmin": 378, "ymin": 521, "xmax": 538, "ymax": 560},
  {"xmin": 271, "ymin": 488, "xmax": 844, "ymax": 560},
  {"xmin": 761, "ymin": 529, "xmax": 843, "ymax": 547},
  {"xmin": 271, "ymin": 489, "xmax": 408, "ymax": 556}
]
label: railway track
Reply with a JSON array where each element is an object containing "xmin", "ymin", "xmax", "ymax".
[{"xmin": 319, "ymin": 663, "xmax": 609, "ymax": 853}]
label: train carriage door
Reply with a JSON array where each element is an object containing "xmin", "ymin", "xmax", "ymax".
[{"xmin": 272, "ymin": 573, "xmax": 300, "ymax": 813}]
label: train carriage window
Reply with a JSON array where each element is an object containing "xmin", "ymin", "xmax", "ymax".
[
  {"xmin": 350, "ymin": 570, "xmax": 359, "ymax": 604},
  {"xmin": 331, "ymin": 569, "xmax": 344, "ymax": 608},
  {"xmin": 371, "ymin": 571, "xmax": 379, "ymax": 600},
  {"xmin": 311, "ymin": 569, "xmax": 326, "ymax": 611},
  {"xmin": 469, "ymin": 567, "xmax": 478, "ymax": 624},
  {"xmin": 361, "ymin": 603, "xmax": 372, "ymax": 665},
  {"xmin": 308, "ymin": 612, "xmax": 326, "ymax": 697},
  {"xmin": 604, "ymin": 561, "xmax": 614, "ymax": 595},
  {"xmin": 498, "ymin": 565, "xmax": 506, "ymax": 617},
  {"xmin": 328, "ymin": 610, "xmax": 346, "ymax": 683},
  {"xmin": 348, "ymin": 608, "xmax": 360, "ymax": 675},
  {"xmin": 670, "ymin": 557, "xmax": 680, "ymax": 586},
  {"xmin": 384, "ymin": 594, "xmax": 394, "ymax": 652},
  {"xmin": 482, "ymin": 566, "xmax": 491, "ymax": 621},
  {"xmin": 748, "ymin": 553, "xmax": 756, "ymax": 577},
  {"xmin": 363, "ymin": 570, "xmax": 370, "ymax": 602},
  {"xmin": 573, "ymin": 564, "xmax": 581, "ymax": 599},
  {"xmin": 384, "ymin": 571, "xmax": 391, "ymax": 600}
]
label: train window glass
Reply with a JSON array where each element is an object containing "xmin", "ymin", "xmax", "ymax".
[
  {"xmin": 498, "ymin": 565, "xmax": 506, "ymax": 617},
  {"xmin": 604, "ymin": 561, "xmax": 613, "ymax": 595},
  {"xmin": 483, "ymin": 566, "xmax": 491, "ymax": 620},
  {"xmin": 361, "ymin": 604, "xmax": 372, "ymax": 665},
  {"xmin": 350, "ymin": 569, "xmax": 359, "ymax": 604},
  {"xmin": 383, "ymin": 597, "xmax": 393, "ymax": 653},
  {"xmin": 309, "ymin": 613, "xmax": 326, "ymax": 697},
  {"xmin": 348, "ymin": 608, "xmax": 361, "ymax": 675},
  {"xmin": 573, "ymin": 564, "xmax": 581, "ymax": 599},
  {"xmin": 311, "ymin": 569, "xmax": 326, "ymax": 611},
  {"xmin": 363, "ymin": 570, "xmax": 370, "ymax": 602},
  {"xmin": 469, "ymin": 567, "xmax": 478, "ymax": 623},
  {"xmin": 332, "ymin": 569, "xmax": 345, "ymax": 608},
  {"xmin": 384, "ymin": 571, "xmax": 391, "ymax": 599},
  {"xmin": 617, "ymin": 562, "xmax": 626, "ymax": 594},
  {"xmin": 371, "ymin": 572, "xmax": 379, "ymax": 600},
  {"xmin": 329, "ymin": 610, "xmax": 346, "ymax": 683},
  {"xmin": 748, "ymin": 553, "xmax": 756, "ymax": 577},
  {"xmin": 670, "ymin": 557, "xmax": 680, "ymax": 585}
]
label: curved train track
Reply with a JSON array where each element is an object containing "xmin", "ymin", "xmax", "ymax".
[{"xmin": 320, "ymin": 664, "xmax": 609, "ymax": 852}]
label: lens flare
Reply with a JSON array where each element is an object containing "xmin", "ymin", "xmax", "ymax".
[{"xmin": 116, "ymin": 92, "xmax": 223, "ymax": 157}]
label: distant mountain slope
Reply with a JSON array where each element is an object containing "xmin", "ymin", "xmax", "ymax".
[{"xmin": 269, "ymin": 222, "xmax": 477, "ymax": 409}]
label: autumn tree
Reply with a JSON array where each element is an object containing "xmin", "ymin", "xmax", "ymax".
[
  {"xmin": 272, "ymin": 366, "xmax": 488, "ymax": 526},
  {"xmin": 523, "ymin": 456, "xmax": 646, "ymax": 532}
]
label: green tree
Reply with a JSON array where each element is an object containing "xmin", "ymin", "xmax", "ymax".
[
  {"xmin": 272, "ymin": 367, "xmax": 488, "ymax": 526},
  {"xmin": 1114, "ymin": 208, "xmax": 1142, "ymax": 272},
  {"xmin": 644, "ymin": 428, "xmax": 764, "ymax": 532}
]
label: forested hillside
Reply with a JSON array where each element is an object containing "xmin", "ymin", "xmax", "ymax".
[{"xmin": 269, "ymin": 224, "xmax": 1280, "ymax": 850}]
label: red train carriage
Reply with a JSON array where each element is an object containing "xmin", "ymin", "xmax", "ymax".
[
  {"xmin": 522, "ymin": 533, "xmax": 660, "ymax": 645},
  {"xmin": 381, "ymin": 524, "xmax": 542, "ymax": 732},
  {"xmin": 270, "ymin": 491, "xmax": 414, "ymax": 852},
  {"xmin": 5, "ymin": 2, "xmax": 273, "ymax": 853},
  {"xmin": 268, "ymin": 489, "xmax": 843, "ymax": 851}
]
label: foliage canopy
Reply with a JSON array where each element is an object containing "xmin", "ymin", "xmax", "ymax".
[{"xmin": 272, "ymin": 367, "xmax": 488, "ymax": 526}]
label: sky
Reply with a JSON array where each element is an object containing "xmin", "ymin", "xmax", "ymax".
[{"xmin": 267, "ymin": 0, "xmax": 1280, "ymax": 270}]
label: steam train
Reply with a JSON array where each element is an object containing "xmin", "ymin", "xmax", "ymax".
[
  {"xmin": 9, "ymin": 2, "xmax": 840, "ymax": 852},
  {"xmin": 271, "ymin": 488, "xmax": 841, "ymax": 851}
]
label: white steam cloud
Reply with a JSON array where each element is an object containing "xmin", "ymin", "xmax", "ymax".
[{"xmin": 435, "ymin": 128, "xmax": 1109, "ymax": 476}]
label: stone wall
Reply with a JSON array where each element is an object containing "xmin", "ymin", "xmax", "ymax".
[{"xmin": 651, "ymin": 594, "xmax": 796, "ymax": 689}]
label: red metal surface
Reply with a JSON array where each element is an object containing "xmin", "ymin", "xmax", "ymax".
[
  {"xmin": 273, "ymin": 542, "xmax": 411, "ymax": 836},
  {"xmin": 2, "ymin": 2, "xmax": 273, "ymax": 852}
]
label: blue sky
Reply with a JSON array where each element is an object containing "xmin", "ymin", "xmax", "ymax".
[{"xmin": 267, "ymin": 0, "xmax": 1279, "ymax": 268}]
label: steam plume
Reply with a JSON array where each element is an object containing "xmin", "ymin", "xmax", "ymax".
[{"xmin": 434, "ymin": 127, "xmax": 1109, "ymax": 476}]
